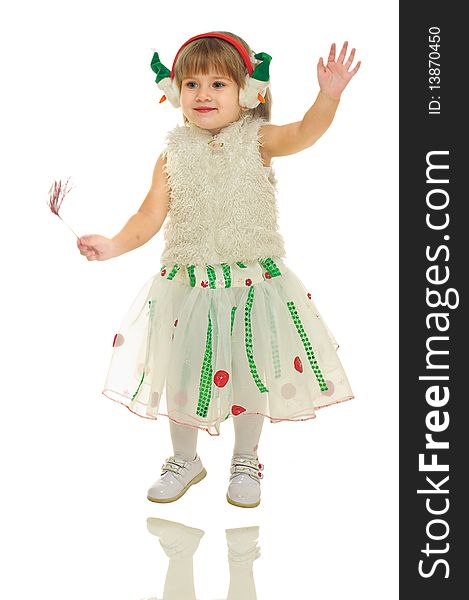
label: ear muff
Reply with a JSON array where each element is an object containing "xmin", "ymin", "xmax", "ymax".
[
  {"xmin": 239, "ymin": 52, "xmax": 271, "ymax": 109},
  {"xmin": 150, "ymin": 51, "xmax": 181, "ymax": 107},
  {"xmin": 150, "ymin": 34, "xmax": 271, "ymax": 110}
]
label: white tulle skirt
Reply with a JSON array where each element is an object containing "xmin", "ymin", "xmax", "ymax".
[{"xmin": 102, "ymin": 257, "xmax": 353, "ymax": 435}]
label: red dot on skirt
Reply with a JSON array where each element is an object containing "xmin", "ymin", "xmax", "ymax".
[
  {"xmin": 265, "ymin": 272, "xmax": 271, "ymax": 279},
  {"xmin": 245, "ymin": 278, "xmax": 252, "ymax": 286},
  {"xmin": 231, "ymin": 405, "xmax": 246, "ymax": 416},
  {"xmin": 307, "ymin": 292, "xmax": 312, "ymax": 299},
  {"xmin": 161, "ymin": 269, "xmax": 166, "ymax": 276},
  {"xmin": 201, "ymin": 280, "xmax": 209, "ymax": 288},
  {"xmin": 214, "ymin": 370, "xmax": 229, "ymax": 387},
  {"xmin": 294, "ymin": 356, "xmax": 303, "ymax": 373}
]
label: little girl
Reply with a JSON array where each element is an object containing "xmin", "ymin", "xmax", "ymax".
[{"xmin": 77, "ymin": 31, "xmax": 360, "ymax": 508}]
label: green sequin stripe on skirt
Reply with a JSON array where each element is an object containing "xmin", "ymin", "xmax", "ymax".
[{"xmin": 196, "ymin": 311, "xmax": 213, "ymax": 417}]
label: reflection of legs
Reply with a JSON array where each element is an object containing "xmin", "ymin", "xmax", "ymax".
[
  {"xmin": 226, "ymin": 526, "xmax": 260, "ymax": 600},
  {"xmin": 170, "ymin": 420, "xmax": 198, "ymax": 460},
  {"xmin": 164, "ymin": 556, "xmax": 195, "ymax": 600},
  {"xmin": 147, "ymin": 518, "xmax": 204, "ymax": 600}
]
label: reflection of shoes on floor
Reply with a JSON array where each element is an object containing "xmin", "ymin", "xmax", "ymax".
[
  {"xmin": 147, "ymin": 454, "xmax": 207, "ymax": 503},
  {"xmin": 226, "ymin": 455, "xmax": 263, "ymax": 508},
  {"xmin": 147, "ymin": 518, "xmax": 205, "ymax": 559},
  {"xmin": 226, "ymin": 526, "xmax": 261, "ymax": 565}
]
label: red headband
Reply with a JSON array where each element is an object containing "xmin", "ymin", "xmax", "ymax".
[{"xmin": 170, "ymin": 32, "xmax": 254, "ymax": 79}]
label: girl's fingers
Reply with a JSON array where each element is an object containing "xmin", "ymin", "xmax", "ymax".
[
  {"xmin": 337, "ymin": 41, "xmax": 348, "ymax": 64},
  {"xmin": 344, "ymin": 47, "xmax": 356, "ymax": 70},
  {"xmin": 327, "ymin": 43, "xmax": 336, "ymax": 63},
  {"xmin": 78, "ymin": 243, "xmax": 99, "ymax": 259},
  {"xmin": 350, "ymin": 60, "xmax": 362, "ymax": 76}
]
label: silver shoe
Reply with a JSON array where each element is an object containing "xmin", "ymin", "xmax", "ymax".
[
  {"xmin": 147, "ymin": 455, "xmax": 207, "ymax": 503},
  {"xmin": 226, "ymin": 454, "xmax": 264, "ymax": 508}
]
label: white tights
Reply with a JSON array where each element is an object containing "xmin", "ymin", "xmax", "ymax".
[{"xmin": 170, "ymin": 414, "xmax": 264, "ymax": 460}]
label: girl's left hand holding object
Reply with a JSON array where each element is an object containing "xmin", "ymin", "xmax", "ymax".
[{"xmin": 77, "ymin": 235, "xmax": 118, "ymax": 261}]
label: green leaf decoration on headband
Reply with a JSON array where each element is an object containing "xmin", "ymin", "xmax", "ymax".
[
  {"xmin": 150, "ymin": 52, "xmax": 171, "ymax": 84},
  {"xmin": 252, "ymin": 52, "xmax": 272, "ymax": 82}
]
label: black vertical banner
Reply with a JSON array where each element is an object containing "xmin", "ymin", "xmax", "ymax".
[{"xmin": 400, "ymin": 3, "xmax": 466, "ymax": 596}]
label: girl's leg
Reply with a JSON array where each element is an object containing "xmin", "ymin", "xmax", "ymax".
[
  {"xmin": 170, "ymin": 420, "xmax": 199, "ymax": 460},
  {"xmin": 228, "ymin": 337, "xmax": 266, "ymax": 506},
  {"xmin": 233, "ymin": 413, "xmax": 264, "ymax": 457},
  {"xmin": 227, "ymin": 414, "xmax": 264, "ymax": 508}
]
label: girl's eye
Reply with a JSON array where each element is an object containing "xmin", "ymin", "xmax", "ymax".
[{"xmin": 184, "ymin": 81, "xmax": 226, "ymax": 89}]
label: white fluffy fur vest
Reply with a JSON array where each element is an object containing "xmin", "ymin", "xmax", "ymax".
[{"xmin": 160, "ymin": 115, "xmax": 286, "ymax": 266}]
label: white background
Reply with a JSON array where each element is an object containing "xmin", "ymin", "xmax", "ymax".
[{"xmin": 1, "ymin": 1, "xmax": 398, "ymax": 598}]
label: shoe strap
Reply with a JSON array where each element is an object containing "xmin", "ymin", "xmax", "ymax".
[
  {"xmin": 161, "ymin": 456, "xmax": 189, "ymax": 475},
  {"xmin": 231, "ymin": 455, "xmax": 262, "ymax": 468},
  {"xmin": 230, "ymin": 456, "xmax": 264, "ymax": 480}
]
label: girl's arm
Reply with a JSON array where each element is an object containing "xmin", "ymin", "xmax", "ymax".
[
  {"xmin": 78, "ymin": 154, "xmax": 170, "ymax": 261},
  {"xmin": 111, "ymin": 154, "xmax": 170, "ymax": 257},
  {"xmin": 260, "ymin": 42, "xmax": 361, "ymax": 159}
]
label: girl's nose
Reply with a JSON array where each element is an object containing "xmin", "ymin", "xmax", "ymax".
[{"xmin": 196, "ymin": 87, "xmax": 212, "ymax": 101}]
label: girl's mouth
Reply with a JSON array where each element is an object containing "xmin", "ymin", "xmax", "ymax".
[{"xmin": 194, "ymin": 108, "xmax": 216, "ymax": 113}]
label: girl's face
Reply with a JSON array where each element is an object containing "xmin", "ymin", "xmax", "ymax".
[{"xmin": 180, "ymin": 71, "xmax": 243, "ymax": 134}]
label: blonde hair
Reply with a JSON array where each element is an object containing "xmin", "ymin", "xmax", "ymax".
[{"xmin": 172, "ymin": 31, "xmax": 272, "ymax": 123}]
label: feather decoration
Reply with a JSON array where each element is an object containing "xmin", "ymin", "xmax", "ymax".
[{"xmin": 47, "ymin": 178, "xmax": 79, "ymax": 238}]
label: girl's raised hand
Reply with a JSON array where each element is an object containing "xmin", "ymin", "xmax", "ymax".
[
  {"xmin": 317, "ymin": 42, "xmax": 361, "ymax": 100},
  {"xmin": 77, "ymin": 234, "xmax": 118, "ymax": 261}
]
